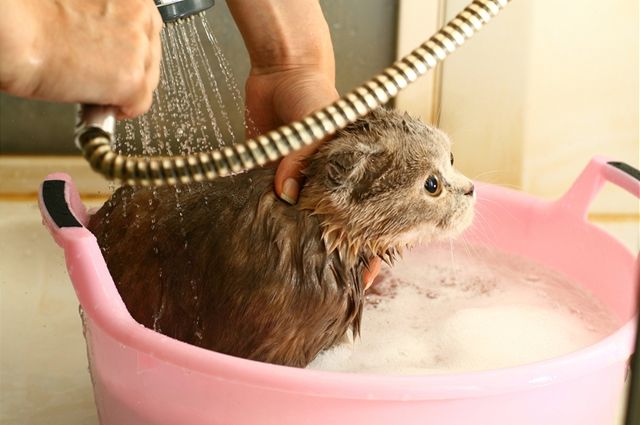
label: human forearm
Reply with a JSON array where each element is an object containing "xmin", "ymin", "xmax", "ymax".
[{"xmin": 226, "ymin": 0, "xmax": 335, "ymax": 78}]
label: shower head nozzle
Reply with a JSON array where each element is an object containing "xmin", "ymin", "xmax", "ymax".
[{"xmin": 155, "ymin": 0, "xmax": 214, "ymax": 23}]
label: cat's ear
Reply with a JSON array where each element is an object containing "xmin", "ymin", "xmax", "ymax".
[
  {"xmin": 340, "ymin": 118, "xmax": 371, "ymax": 135},
  {"xmin": 326, "ymin": 142, "xmax": 376, "ymax": 189},
  {"xmin": 401, "ymin": 112, "xmax": 413, "ymax": 133}
]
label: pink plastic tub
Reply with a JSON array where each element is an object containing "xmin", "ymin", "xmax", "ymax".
[{"xmin": 39, "ymin": 156, "xmax": 639, "ymax": 425}]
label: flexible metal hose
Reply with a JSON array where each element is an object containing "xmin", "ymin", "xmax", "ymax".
[{"xmin": 75, "ymin": 0, "xmax": 510, "ymax": 186}]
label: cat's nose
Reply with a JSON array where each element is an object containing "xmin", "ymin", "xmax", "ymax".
[{"xmin": 464, "ymin": 184, "xmax": 475, "ymax": 197}]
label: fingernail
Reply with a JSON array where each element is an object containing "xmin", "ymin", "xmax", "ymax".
[
  {"xmin": 364, "ymin": 272, "xmax": 373, "ymax": 291},
  {"xmin": 280, "ymin": 178, "xmax": 300, "ymax": 205},
  {"xmin": 364, "ymin": 277, "xmax": 374, "ymax": 291}
]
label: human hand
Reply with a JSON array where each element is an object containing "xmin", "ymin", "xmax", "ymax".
[
  {"xmin": 227, "ymin": 0, "xmax": 337, "ymax": 202},
  {"xmin": 245, "ymin": 66, "xmax": 382, "ymax": 289},
  {"xmin": 0, "ymin": 0, "xmax": 162, "ymax": 119},
  {"xmin": 245, "ymin": 66, "xmax": 338, "ymax": 204},
  {"xmin": 229, "ymin": 0, "xmax": 381, "ymax": 287}
]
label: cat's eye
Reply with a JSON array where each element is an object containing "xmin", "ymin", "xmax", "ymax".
[
  {"xmin": 450, "ymin": 153, "xmax": 454, "ymax": 166},
  {"xmin": 424, "ymin": 175, "xmax": 442, "ymax": 196}
]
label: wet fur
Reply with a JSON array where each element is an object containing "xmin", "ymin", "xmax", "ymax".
[{"xmin": 88, "ymin": 108, "xmax": 475, "ymax": 367}]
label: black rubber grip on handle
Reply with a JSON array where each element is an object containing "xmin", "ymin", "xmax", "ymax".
[
  {"xmin": 42, "ymin": 180, "xmax": 82, "ymax": 228},
  {"xmin": 608, "ymin": 161, "xmax": 640, "ymax": 181},
  {"xmin": 628, "ymin": 333, "xmax": 640, "ymax": 425}
]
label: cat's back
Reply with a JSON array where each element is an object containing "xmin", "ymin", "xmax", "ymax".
[
  {"xmin": 87, "ymin": 168, "xmax": 281, "ymax": 337},
  {"xmin": 87, "ymin": 168, "xmax": 359, "ymax": 367}
]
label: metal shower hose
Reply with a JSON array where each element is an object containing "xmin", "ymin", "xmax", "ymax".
[{"xmin": 75, "ymin": 0, "xmax": 511, "ymax": 186}]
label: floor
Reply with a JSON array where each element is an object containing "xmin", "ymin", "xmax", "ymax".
[
  {"xmin": 0, "ymin": 199, "xmax": 637, "ymax": 425},
  {"xmin": 1, "ymin": 200, "xmax": 102, "ymax": 425}
]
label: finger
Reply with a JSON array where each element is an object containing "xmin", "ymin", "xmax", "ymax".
[
  {"xmin": 147, "ymin": 1, "xmax": 164, "ymax": 38},
  {"xmin": 363, "ymin": 257, "xmax": 382, "ymax": 291},
  {"xmin": 273, "ymin": 78, "xmax": 338, "ymax": 204},
  {"xmin": 274, "ymin": 137, "xmax": 326, "ymax": 205},
  {"xmin": 147, "ymin": 15, "xmax": 162, "ymax": 93},
  {"xmin": 119, "ymin": 16, "xmax": 161, "ymax": 119},
  {"xmin": 118, "ymin": 59, "xmax": 152, "ymax": 118}
]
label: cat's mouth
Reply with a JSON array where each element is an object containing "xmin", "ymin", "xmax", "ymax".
[{"xmin": 435, "ymin": 200, "xmax": 475, "ymax": 235}]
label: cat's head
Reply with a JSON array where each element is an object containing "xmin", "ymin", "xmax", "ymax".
[{"xmin": 301, "ymin": 108, "xmax": 475, "ymax": 263}]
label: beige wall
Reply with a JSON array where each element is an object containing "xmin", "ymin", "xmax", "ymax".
[
  {"xmin": 419, "ymin": 0, "xmax": 638, "ymax": 215},
  {"xmin": 395, "ymin": 0, "xmax": 444, "ymax": 124},
  {"xmin": 520, "ymin": 0, "xmax": 638, "ymax": 215}
]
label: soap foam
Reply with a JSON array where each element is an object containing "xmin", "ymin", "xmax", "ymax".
[{"xmin": 308, "ymin": 243, "xmax": 619, "ymax": 374}]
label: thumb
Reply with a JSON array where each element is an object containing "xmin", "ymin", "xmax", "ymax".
[
  {"xmin": 363, "ymin": 257, "xmax": 382, "ymax": 291},
  {"xmin": 273, "ymin": 75, "xmax": 338, "ymax": 204}
]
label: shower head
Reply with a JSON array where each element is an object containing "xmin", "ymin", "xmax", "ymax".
[{"xmin": 155, "ymin": 0, "xmax": 214, "ymax": 23}]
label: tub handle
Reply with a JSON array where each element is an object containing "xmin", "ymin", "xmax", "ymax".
[
  {"xmin": 38, "ymin": 173, "xmax": 92, "ymax": 247},
  {"xmin": 41, "ymin": 180, "xmax": 83, "ymax": 229},
  {"xmin": 558, "ymin": 156, "xmax": 640, "ymax": 220},
  {"xmin": 38, "ymin": 174, "xmax": 134, "ymax": 327},
  {"xmin": 558, "ymin": 157, "xmax": 640, "ymax": 425}
]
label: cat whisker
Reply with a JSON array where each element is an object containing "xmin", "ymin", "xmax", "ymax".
[
  {"xmin": 471, "ymin": 169, "xmax": 506, "ymax": 181},
  {"xmin": 475, "ymin": 196, "xmax": 524, "ymax": 227}
]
